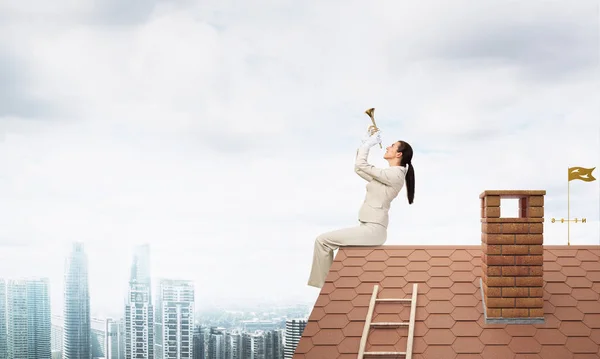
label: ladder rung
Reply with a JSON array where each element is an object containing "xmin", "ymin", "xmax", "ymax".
[
  {"xmin": 371, "ymin": 322, "xmax": 409, "ymax": 327},
  {"xmin": 376, "ymin": 298, "xmax": 411, "ymax": 302},
  {"xmin": 364, "ymin": 352, "xmax": 406, "ymax": 356}
]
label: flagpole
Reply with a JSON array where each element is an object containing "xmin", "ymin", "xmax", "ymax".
[{"xmin": 568, "ymin": 166, "xmax": 570, "ymax": 246}]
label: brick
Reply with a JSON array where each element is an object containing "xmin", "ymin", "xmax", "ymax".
[
  {"xmin": 527, "ymin": 245, "xmax": 542, "ymax": 255},
  {"xmin": 502, "ymin": 223, "xmax": 530, "ymax": 234},
  {"xmin": 530, "ymin": 223, "xmax": 543, "ymax": 234},
  {"xmin": 483, "ymin": 234, "xmax": 515, "ymax": 245},
  {"xmin": 483, "ymin": 243, "xmax": 502, "ymax": 255},
  {"xmin": 515, "ymin": 255, "xmax": 543, "ymax": 266},
  {"xmin": 487, "ymin": 277, "xmax": 515, "ymax": 287},
  {"xmin": 483, "ymin": 265, "xmax": 502, "ymax": 276},
  {"xmin": 485, "ymin": 255, "xmax": 515, "ymax": 266},
  {"xmin": 516, "ymin": 277, "xmax": 544, "ymax": 287},
  {"xmin": 527, "ymin": 206, "xmax": 544, "ymax": 218},
  {"xmin": 502, "ymin": 266, "xmax": 530, "ymax": 276},
  {"xmin": 529, "ymin": 266, "xmax": 543, "ymax": 276},
  {"xmin": 486, "ymin": 308, "xmax": 502, "ymax": 317},
  {"xmin": 502, "ymin": 308, "xmax": 530, "ymax": 317},
  {"xmin": 502, "ymin": 287, "xmax": 529, "ymax": 297},
  {"xmin": 516, "ymin": 298, "xmax": 544, "ymax": 308},
  {"xmin": 515, "ymin": 234, "xmax": 543, "ymax": 245},
  {"xmin": 529, "ymin": 287, "xmax": 543, "ymax": 297},
  {"xmin": 501, "ymin": 245, "xmax": 530, "ymax": 255},
  {"xmin": 529, "ymin": 308, "xmax": 544, "ymax": 317},
  {"xmin": 482, "ymin": 223, "xmax": 502, "ymax": 234},
  {"xmin": 488, "ymin": 297, "xmax": 516, "ymax": 308},
  {"xmin": 528, "ymin": 196, "xmax": 544, "ymax": 206},
  {"xmin": 484, "ymin": 195, "xmax": 501, "ymax": 207},
  {"xmin": 487, "ymin": 287, "xmax": 502, "ymax": 297},
  {"xmin": 482, "ymin": 206, "xmax": 500, "ymax": 218}
]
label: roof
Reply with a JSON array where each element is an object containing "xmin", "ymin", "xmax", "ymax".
[{"xmin": 293, "ymin": 245, "xmax": 600, "ymax": 359}]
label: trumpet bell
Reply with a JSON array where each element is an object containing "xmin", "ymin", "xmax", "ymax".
[{"xmin": 364, "ymin": 107, "xmax": 381, "ymax": 148}]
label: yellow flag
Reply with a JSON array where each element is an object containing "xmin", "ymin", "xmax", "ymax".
[{"xmin": 568, "ymin": 167, "xmax": 596, "ymax": 182}]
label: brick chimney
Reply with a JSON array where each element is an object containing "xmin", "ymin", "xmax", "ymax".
[{"xmin": 480, "ymin": 190, "xmax": 546, "ymax": 323}]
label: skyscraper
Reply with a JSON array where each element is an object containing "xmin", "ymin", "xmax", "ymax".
[
  {"xmin": 225, "ymin": 329, "xmax": 242, "ymax": 359},
  {"xmin": 125, "ymin": 244, "xmax": 154, "ymax": 359},
  {"xmin": 242, "ymin": 331, "xmax": 266, "ymax": 359},
  {"xmin": 265, "ymin": 330, "xmax": 283, "ymax": 359},
  {"xmin": 154, "ymin": 279, "xmax": 195, "ymax": 359},
  {"xmin": 207, "ymin": 327, "xmax": 225, "ymax": 359},
  {"xmin": 283, "ymin": 319, "xmax": 306, "ymax": 359},
  {"xmin": 106, "ymin": 318, "xmax": 125, "ymax": 359},
  {"xmin": 63, "ymin": 242, "xmax": 92, "ymax": 359},
  {"xmin": 0, "ymin": 279, "xmax": 7, "ymax": 359},
  {"xmin": 5, "ymin": 278, "xmax": 52, "ymax": 359}
]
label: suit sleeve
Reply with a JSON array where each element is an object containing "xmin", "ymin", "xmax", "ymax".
[
  {"xmin": 354, "ymin": 146, "xmax": 403, "ymax": 186},
  {"xmin": 355, "ymin": 149, "xmax": 374, "ymax": 181}
]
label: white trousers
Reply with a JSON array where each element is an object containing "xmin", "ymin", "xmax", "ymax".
[{"xmin": 307, "ymin": 222, "xmax": 387, "ymax": 288}]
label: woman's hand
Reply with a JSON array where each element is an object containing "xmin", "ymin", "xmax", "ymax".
[
  {"xmin": 361, "ymin": 131, "xmax": 382, "ymax": 148},
  {"xmin": 361, "ymin": 126, "xmax": 380, "ymax": 144}
]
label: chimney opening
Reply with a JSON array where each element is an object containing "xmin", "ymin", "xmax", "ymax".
[{"xmin": 500, "ymin": 198, "xmax": 519, "ymax": 218}]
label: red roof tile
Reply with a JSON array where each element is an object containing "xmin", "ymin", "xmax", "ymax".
[{"xmin": 294, "ymin": 245, "xmax": 600, "ymax": 359}]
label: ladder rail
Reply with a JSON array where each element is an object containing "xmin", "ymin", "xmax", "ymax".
[
  {"xmin": 405, "ymin": 283, "xmax": 418, "ymax": 359},
  {"xmin": 357, "ymin": 285, "xmax": 380, "ymax": 359}
]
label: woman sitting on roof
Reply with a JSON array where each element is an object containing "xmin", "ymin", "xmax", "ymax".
[{"xmin": 307, "ymin": 129, "xmax": 415, "ymax": 288}]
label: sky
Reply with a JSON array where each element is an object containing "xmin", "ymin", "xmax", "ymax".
[{"xmin": 0, "ymin": 0, "xmax": 599, "ymax": 319}]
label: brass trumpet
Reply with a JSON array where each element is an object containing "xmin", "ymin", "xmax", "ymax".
[{"xmin": 365, "ymin": 107, "xmax": 382, "ymax": 148}]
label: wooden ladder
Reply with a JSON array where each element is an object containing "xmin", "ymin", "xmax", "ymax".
[{"xmin": 357, "ymin": 283, "xmax": 418, "ymax": 359}]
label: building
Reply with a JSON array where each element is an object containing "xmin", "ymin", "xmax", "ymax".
[
  {"xmin": 50, "ymin": 315, "xmax": 63, "ymax": 355},
  {"xmin": 0, "ymin": 279, "xmax": 7, "ymax": 359},
  {"xmin": 283, "ymin": 320, "xmax": 306, "ymax": 359},
  {"xmin": 91, "ymin": 317, "xmax": 108, "ymax": 358},
  {"xmin": 154, "ymin": 279, "xmax": 195, "ymax": 358},
  {"xmin": 125, "ymin": 244, "xmax": 154, "ymax": 359},
  {"xmin": 52, "ymin": 315, "xmax": 109, "ymax": 359},
  {"xmin": 224, "ymin": 329, "xmax": 242, "ymax": 359},
  {"xmin": 5, "ymin": 278, "xmax": 52, "ymax": 359},
  {"xmin": 207, "ymin": 327, "xmax": 225, "ymax": 359},
  {"xmin": 192, "ymin": 325, "xmax": 206, "ymax": 359},
  {"xmin": 240, "ymin": 320, "xmax": 281, "ymax": 332},
  {"xmin": 63, "ymin": 242, "xmax": 92, "ymax": 359},
  {"xmin": 106, "ymin": 318, "xmax": 125, "ymax": 359},
  {"xmin": 294, "ymin": 190, "xmax": 600, "ymax": 358},
  {"xmin": 264, "ymin": 330, "xmax": 283, "ymax": 359},
  {"xmin": 245, "ymin": 330, "xmax": 271, "ymax": 359}
]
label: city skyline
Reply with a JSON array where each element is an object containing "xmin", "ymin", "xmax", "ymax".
[{"xmin": 1, "ymin": 242, "xmax": 307, "ymax": 359}]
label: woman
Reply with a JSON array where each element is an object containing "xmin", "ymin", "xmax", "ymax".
[{"xmin": 307, "ymin": 130, "xmax": 415, "ymax": 288}]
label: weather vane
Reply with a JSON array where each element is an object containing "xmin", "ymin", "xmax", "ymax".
[{"xmin": 550, "ymin": 166, "xmax": 597, "ymax": 245}]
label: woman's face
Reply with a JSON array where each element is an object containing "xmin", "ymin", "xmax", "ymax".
[{"xmin": 383, "ymin": 141, "xmax": 402, "ymax": 160}]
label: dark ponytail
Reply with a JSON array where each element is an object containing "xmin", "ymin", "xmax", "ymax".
[{"xmin": 397, "ymin": 141, "xmax": 415, "ymax": 204}]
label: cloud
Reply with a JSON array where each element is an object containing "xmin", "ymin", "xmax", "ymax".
[
  {"xmin": 0, "ymin": 53, "xmax": 58, "ymax": 118},
  {"xmin": 0, "ymin": 0, "xmax": 598, "ymax": 315},
  {"xmin": 424, "ymin": 2, "xmax": 598, "ymax": 81}
]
